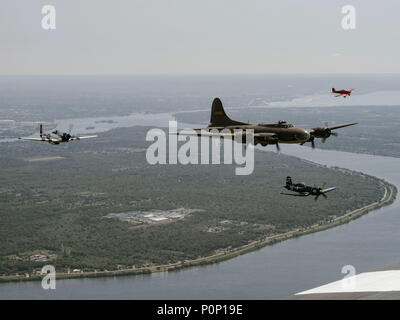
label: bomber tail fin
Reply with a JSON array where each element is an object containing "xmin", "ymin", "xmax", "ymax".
[
  {"xmin": 209, "ymin": 98, "xmax": 247, "ymax": 127},
  {"xmin": 40, "ymin": 124, "xmax": 43, "ymax": 137}
]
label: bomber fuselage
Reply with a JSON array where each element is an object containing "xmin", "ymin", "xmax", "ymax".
[{"xmin": 207, "ymin": 124, "xmax": 310, "ymax": 145}]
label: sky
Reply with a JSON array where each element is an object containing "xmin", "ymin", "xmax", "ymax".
[{"xmin": 1, "ymin": 0, "xmax": 400, "ymax": 75}]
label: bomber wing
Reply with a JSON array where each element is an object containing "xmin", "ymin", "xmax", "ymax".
[
  {"xmin": 172, "ymin": 129, "xmax": 254, "ymax": 138},
  {"xmin": 325, "ymin": 123, "xmax": 358, "ymax": 131},
  {"xmin": 172, "ymin": 130, "xmax": 236, "ymax": 137},
  {"xmin": 310, "ymin": 122, "xmax": 358, "ymax": 133}
]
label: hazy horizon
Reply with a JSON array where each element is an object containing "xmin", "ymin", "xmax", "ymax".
[{"xmin": 1, "ymin": 0, "xmax": 400, "ymax": 75}]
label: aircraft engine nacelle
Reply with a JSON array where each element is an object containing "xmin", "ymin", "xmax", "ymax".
[
  {"xmin": 311, "ymin": 127, "xmax": 331, "ymax": 139},
  {"xmin": 255, "ymin": 133, "xmax": 279, "ymax": 146}
]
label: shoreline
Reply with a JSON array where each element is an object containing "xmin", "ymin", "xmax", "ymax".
[{"xmin": 0, "ymin": 178, "xmax": 396, "ymax": 285}]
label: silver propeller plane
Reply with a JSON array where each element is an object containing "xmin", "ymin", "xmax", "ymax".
[{"xmin": 19, "ymin": 124, "xmax": 97, "ymax": 145}]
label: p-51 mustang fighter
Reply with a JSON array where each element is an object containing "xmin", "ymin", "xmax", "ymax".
[
  {"xmin": 332, "ymin": 88, "xmax": 354, "ymax": 98},
  {"xmin": 281, "ymin": 176, "xmax": 336, "ymax": 200},
  {"xmin": 19, "ymin": 124, "xmax": 97, "ymax": 145},
  {"xmin": 176, "ymin": 97, "xmax": 357, "ymax": 150}
]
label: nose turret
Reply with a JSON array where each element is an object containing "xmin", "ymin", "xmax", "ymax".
[
  {"xmin": 303, "ymin": 130, "xmax": 311, "ymax": 141},
  {"xmin": 295, "ymin": 129, "xmax": 310, "ymax": 142}
]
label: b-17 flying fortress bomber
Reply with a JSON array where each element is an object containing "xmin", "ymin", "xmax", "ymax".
[{"xmin": 178, "ymin": 97, "xmax": 358, "ymax": 151}]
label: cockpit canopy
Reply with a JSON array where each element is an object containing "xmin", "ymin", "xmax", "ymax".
[{"xmin": 258, "ymin": 120, "xmax": 294, "ymax": 128}]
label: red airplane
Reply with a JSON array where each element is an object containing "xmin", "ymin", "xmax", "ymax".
[{"xmin": 332, "ymin": 88, "xmax": 354, "ymax": 98}]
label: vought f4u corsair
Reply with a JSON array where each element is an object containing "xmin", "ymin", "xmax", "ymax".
[
  {"xmin": 281, "ymin": 176, "xmax": 336, "ymax": 200},
  {"xmin": 19, "ymin": 124, "xmax": 97, "ymax": 145},
  {"xmin": 177, "ymin": 98, "xmax": 357, "ymax": 150}
]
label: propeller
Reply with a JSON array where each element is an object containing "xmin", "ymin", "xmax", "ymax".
[
  {"xmin": 311, "ymin": 122, "xmax": 340, "ymax": 143},
  {"xmin": 275, "ymin": 143, "xmax": 280, "ymax": 152},
  {"xmin": 314, "ymin": 188, "xmax": 328, "ymax": 200},
  {"xmin": 324, "ymin": 122, "xmax": 338, "ymax": 137},
  {"xmin": 65, "ymin": 124, "xmax": 74, "ymax": 141},
  {"xmin": 321, "ymin": 131, "xmax": 338, "ymax": 143}
]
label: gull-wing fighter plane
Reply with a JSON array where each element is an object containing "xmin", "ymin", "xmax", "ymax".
[
  {"xmin": 281, "ymin": 176, "xmax": 336, "ymax": 200},
  {"xmin": 332, "ymin": 88, "xmax": 354, "ymax": 98},
  {"xmin": 175, "ymin": 97, "xmax": 357, "ymax": 150},
  {"xmin": 19, "ymin": 124, "xmax": 97, "ymax": 145}
]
